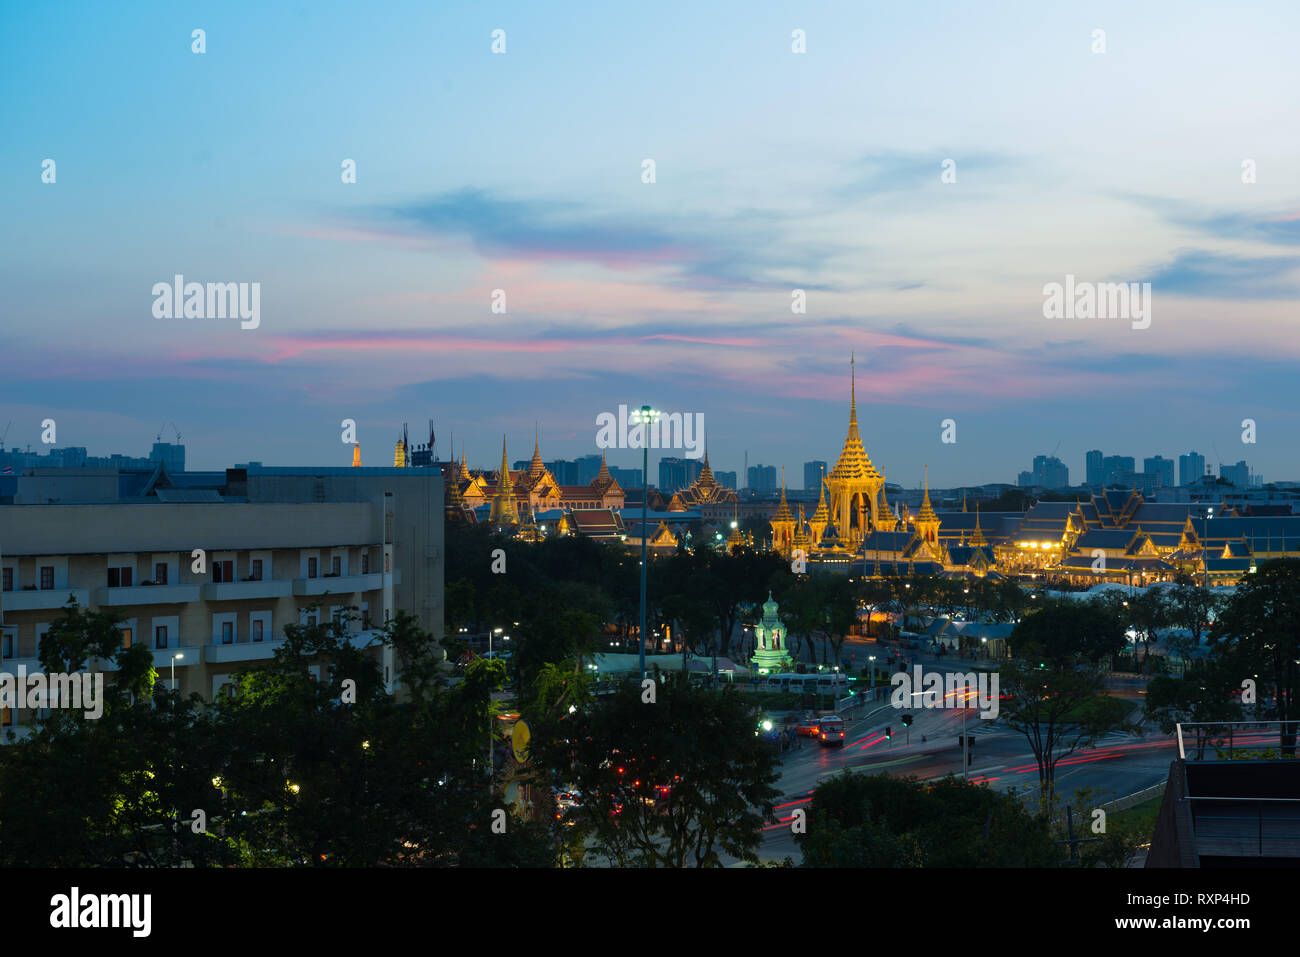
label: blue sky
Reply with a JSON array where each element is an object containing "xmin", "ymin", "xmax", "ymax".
[{"xmin": 2, "ymin": 1, "xmax": 1298, "ymax": 488}]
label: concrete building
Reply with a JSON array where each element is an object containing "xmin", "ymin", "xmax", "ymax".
[
  {"xmin": 1085, "ymin": 449, "xmax": 1104, "ymax": 486},
  {"xmin": 1179, "ymin": 451, "xmax": 1206, "ymax": 487},
  {"xmin": 0, "ymin": 463, "xmax": 444, "ymax": 738},
  {"xmin": 803, "ymin": 461, "xmax": 828, "ymax": 493},
  {"xmin": 747, "ymin": 464, "xmax": 777, "ymax": 492},
  {"xmin": 658, "ymin": 456, "xmax": 703, "ymax": 494},
  {"xmin": 1144, "ymin": 455, "xmax": 1175, "ymax": 489}
]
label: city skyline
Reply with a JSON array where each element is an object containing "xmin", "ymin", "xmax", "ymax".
[{"xmin": 1, "ymin": 432, "xmax": 1285, "ymax": 492}]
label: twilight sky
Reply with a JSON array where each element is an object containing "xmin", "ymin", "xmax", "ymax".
[{"xmin": 2, "ymin": 1, "xmax": 1299, "ymax": 489}]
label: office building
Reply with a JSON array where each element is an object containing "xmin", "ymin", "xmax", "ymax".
[
  {"xmin": 803, "ymin": 461, "xmax": 828, "ymax": 492},
  {"xmin": 1179, "ymin": 452, "xmax": 1206, "ymax": 487}
]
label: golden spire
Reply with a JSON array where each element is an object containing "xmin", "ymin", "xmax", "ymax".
[
  {"xmin": 528, "ymin": 423, "xmax": 546, "ymax": 482},
  {"xmin": 697, "ymin": 441, "xmax": 716, "ymax": 487},
  {"xmin": 829, "ymin": 353, "xmax": 881, "ymax": 484},
  {"xmin": 962, "ymin": 489, "xmax": 968, "ymax": 512},
  {"xmin": 916, "ymin": 465, "xmax": 940, "ymax": 524},
  {"xmin": 773, "ymin": 467, "xmax": 793, "ymax": 522},
  {"xmin": 969, "ymin": 504, "xmax": 987, "ymax": 546},
  {"xmin": 351, "ymin": 443, "xmax": 361, "ymax": 467},
  {"xmin": 488, "ymin": 434, "xmax": 518, "ymax": 525},
  {"xmin": 792, "ymin": 504, "xmax": 810, "ymax": 550}
]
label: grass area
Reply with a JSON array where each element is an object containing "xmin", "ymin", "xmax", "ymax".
[{"xmin": 1109, "ymin": 796, "xmax": 1162, "ymax": 845}]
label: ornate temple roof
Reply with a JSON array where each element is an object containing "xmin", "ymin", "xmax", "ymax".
[
  {"xmin": 829, "ymin": 354, "xmax": 883, "ymax": 485},
  {"xmin": 915, "ymin": 465, "xmax": 940, "ymax": 525},
  {"xmin": 772, "ymin": 469, "xmax": 794, "ymax": 523},
  {"xmin": 590, "ymin": 451, "xmax": 623, "ymax": 495}
]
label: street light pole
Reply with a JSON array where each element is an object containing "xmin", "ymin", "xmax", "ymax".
[
  {"xmin": 631, "ymin": 405, "xmax": 660, "ymax": 680},
  {"xmin": 170, "ymin": 652, "xmax": 183, "ymax": 699}
]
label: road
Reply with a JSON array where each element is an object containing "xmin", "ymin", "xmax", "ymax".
[{"xmin": 729, "ymin": 639, "xmax": 1178, "ymax": 865}]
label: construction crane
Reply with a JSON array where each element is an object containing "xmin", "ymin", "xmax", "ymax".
[
  {"xmin": 169, "ymin": 422, "xmax": 181, "ymax": 444},
  {"xmin": 0, "ymin": 420, "xmax": 10, "ymax": 452}
]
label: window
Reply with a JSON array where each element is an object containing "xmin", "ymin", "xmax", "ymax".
[
  {"xmin": 153, "ymin": 626, "xmax": 166, "ymax": 650},
  {"xmin": 107, "ymin": 566, "xmax": 132, "ymax": 588},
  {"xmin": 154, "ymin": 563, "xmax": 168, "ymax": 584},
  {"xmin": 332, "ymin": 606, "xmax": 345, "ymax": 625},
  {"xmin": 252, "ymin": 619, "xmax": 264, "ymax": 642},
  {"xmin": 384, "ymin": 553, "xmax": 390, "ymax": 573},
  {"xmin": 306, "ymin": 613, "xmax": 318, "ymax": 627},
  {"xmin": 1, "ymin": 631, "xmax": 14, "ymax": 658},
  {"xmin": 250, "ymin": 559, "xmax": 263, "ymax": 581},
  {"xmin": 1, "ymin": 568, "xmax": 11, "ymax": 592},
  {"xmin": 307, "ymin": 557, "xmax": 318, "ymax": 579},
  {"xmin": 221, "ymin": 622, "xmax": 234, "ymax": 645},
  {"xmin": 331, "ymin": 555, "xmax": 341, "ymax": 576},
  {"xmin": 360, "ymin": 553, "xmax": 369, "ymax": 574},
  {"xmin": 213, "ymin": 560, "xmax": 234, "ymax": 584},
  {"xmin": 1, "ymin": 707, "xmax": 10, "ymax": 727},
  {"xmin": 41, "ymin": 566, "xmax": 56, "ymax": 589}
]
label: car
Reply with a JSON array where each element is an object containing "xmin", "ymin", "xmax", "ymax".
[
  {"xmin": 795, "ymin": 712, "xmax": 822, "ymax": 736},
  {"xmin": 817, "ymin": 716, "xmax": 846, "ymax": 746}
]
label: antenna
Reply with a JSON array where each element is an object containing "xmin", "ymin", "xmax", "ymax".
[
  {"xmin": 428, "ymin": 419, "xmax": 436, "ymax": 458},
  {"xmin": 0, "ymin": 420, "xmax": 10, "ymax": 452}
]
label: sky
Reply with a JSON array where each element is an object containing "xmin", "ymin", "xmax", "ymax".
[{"xmin": 2, "ymin": 1, "xmax": 1299, "ymax": 489}]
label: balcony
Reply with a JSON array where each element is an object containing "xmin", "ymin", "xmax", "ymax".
[
  {"xmin": 292, "ymin": 572, "xmax": 384, "ymax": 597},
  {"xmin": 202, "ymin": 579, "xmax": 293, "ymax": 602},
  {"xmin": 207, "ymin": 628, "xmax": 382, "ymax": 664},
  {"xmin": 94, "ymin": 583, "xmax": 202, "ymax": 606},
  {"xmin": 1, "ymin": 588, "xmax": 91, "ymax": 611}
]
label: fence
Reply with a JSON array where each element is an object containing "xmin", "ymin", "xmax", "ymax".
[{"xmin": 1100, "ymin": 781, "xmax": 1166, "ymax": 814}]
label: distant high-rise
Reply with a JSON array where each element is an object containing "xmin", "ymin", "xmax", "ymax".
[
  {"xmin": 1179, "ymin": 451, "xmax": 1206, "ymax": 487},
  {"xmin": 714, "ymin": 470, "xmax": 737, "ymax": 490},
  {"xmin": 1085, "ymin": 450, "xmax": 1104, "ymax": 486},
  {"xmin": 659, "ymin": 456, "xmax": 703, "ymax": 494},
  {"xmin": 609, "ymin": 467, "xmax": 642, "ymax": 488},
  {"xmin": 1101, "ymin": 455, "xmax": 1135, "ymax": 486},
  {"xmin": 1220, "ymin": 460, "xmax": 1254, "ymax": 488},
  {"xmin": 747, "ymin": 464, "xmax": 777, "ymax": 492},
  {"xmin": 575, "ymin": 454, "xmax": 604, "ymax": 485},
  {"xmin": 803, "ymin": 460, "xmax": 828, "ymax": 492},
  {"xmin": 1020, "ymin": 455, "xmax": 1068, "ymax": 488},
  {"xmin": 1144, "ymin": 455, "xmax": 1174, "ymax": 489},
  {"xmin": 545, "ymin": 459, "xmax": 579, "ymax": 485}
]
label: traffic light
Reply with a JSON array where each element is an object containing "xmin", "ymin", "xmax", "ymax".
[
  {"xmin": 901, "ymin": 714, "xmax": 913, "ymax": 727},
  {"xmin": 885, "ymin": 726, "xmax": 893, "ymax": 740}
]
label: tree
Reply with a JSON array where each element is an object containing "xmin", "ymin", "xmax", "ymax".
[
  {"xmin": 1010, "ymin": 598, "xmax": 1127, "ymax": 668},
  {"xmin": 1210, "ymin": 558, "xmax": 1300, "ymax": 755},
  {"xmin": 1002, "ymin": 599, "xmax": 1133, "ymax": 816},
  {"xmin": 798, "ymin": 772, "xmax": 1061, "ymax": 867},
  {"xmin": 531, "ymin": 675, "xmax": 779, "ymax": 866},
  {"xmin": 0, "ymin": 604, "xmax": 236, "ymax": 867}
]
